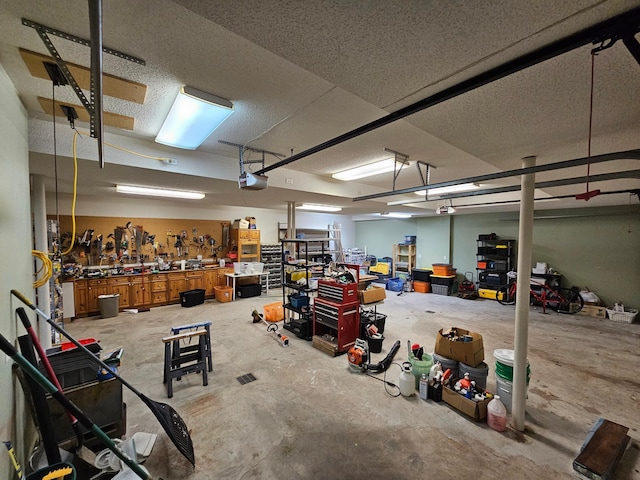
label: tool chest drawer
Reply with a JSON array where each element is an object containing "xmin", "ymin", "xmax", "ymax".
[{"xmin": 317, "ymin": 280, "xmax": 358, "ymax": 303}]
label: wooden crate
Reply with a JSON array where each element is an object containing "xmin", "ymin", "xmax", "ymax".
[{"xmin": 312, "ymin": 335, "xmax": 338, "ymax": 357}]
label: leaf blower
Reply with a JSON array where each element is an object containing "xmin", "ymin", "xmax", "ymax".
[
  {"xmin": 348, "ymin": 339, "xmax": 401, "ymax": 373},
  {"xmin": 348, "ymin": 338, "xmax": 369, "ymax": 372},
  {"xmin": 367, "ymin": 340, "xmax": 401, "ymax": 373}
]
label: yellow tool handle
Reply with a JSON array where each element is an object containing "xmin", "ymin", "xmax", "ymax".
[
  {"xmin": 42, "ymin": 466, "xmax": 73, "ymax": 480},
  {"xmin": 10, "ymin": 290, "xmax": 35, "ymax": 309}
]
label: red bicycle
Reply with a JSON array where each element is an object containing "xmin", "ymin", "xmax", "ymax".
[{"xmin": 497, "ymin": 271, "xmax": 584, "ymax": 314}]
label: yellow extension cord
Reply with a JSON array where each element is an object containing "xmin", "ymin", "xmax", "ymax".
[{"xmin": 33, "ymin": 130, "xmax": 168, "ymax": 287}]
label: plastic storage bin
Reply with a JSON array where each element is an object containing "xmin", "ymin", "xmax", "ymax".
[
  {"xmin": 431, "ymin": 284, "xmax": 449, "ymax": 296},
  {"xmin": 386, "ymin": 277, "xmax": 404, "ymax": 292},
  {"xmin": 180, "ymin": 289, "xmax": 205, "ymax": 307},
  {"xmin": 214, "ymin": 285, "xmax": 233, "ymax": 302},
  {"xmin": 98, "ymin": 294, "xmax": 119, "ymax": 318},
  {"xmin": 236, "ymin": 283, "xmax": 261, "ymax": 298},
  {"xmin": 264, "ymin": 302, "xmax": 285, "ymax": 322},
  {"xmin": 289, "ymin": 293, "xmax": 310, "ymax": 309}
]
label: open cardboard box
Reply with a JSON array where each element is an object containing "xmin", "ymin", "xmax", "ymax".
[
  {"xmin": 359, "ymin": 285, "xmax": 386, "ymax": 304},
  {"xmin": 442, "ymin": 380, "xmax": 492, "ymax": 421},
  {"xmin": 434, "ymin": 327, "xmax": 484, "ymax": 367}
]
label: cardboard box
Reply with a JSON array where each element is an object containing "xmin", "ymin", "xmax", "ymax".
[
  {"xmin": 359, "ymin": 285, "xmax": 386, "ymax": 304},
  {"xmin": 434, "ymin": 327, "xmax": 484, "ymax": 367},
  {"xmin": 442, "ymin": 382, "xmax": 491, "ymax": 421},
  {"xmin": 577, "ymin": 304, "xmax": 607, "ymax": 318}
]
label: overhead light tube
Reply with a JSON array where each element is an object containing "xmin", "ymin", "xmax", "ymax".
[
  {"xmin": 415, "ymin": 182, "xmax": 480, "ymax": 196},
  {"xmin": 332, "ymin": 158, "xmax": 410, "ymax": 181},
  {"xmin": 297, "ymin": 204, "xmax": 342, "ymax": 212},
  {"xmin": 155, "ymin": 86, "xmax": 234, "ymax": 150},
  {"xmin": 116, "ymin": 184, "xmax": 205, "ymax": 199}
]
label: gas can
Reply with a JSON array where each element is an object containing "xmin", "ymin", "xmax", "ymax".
[
  {"xmin": 419, "ymin": 373, "xmax": 428, "ymax": 400},
  {"xmin": 399, "ymin": 362, "xmax": 414, "ymax": 397}
]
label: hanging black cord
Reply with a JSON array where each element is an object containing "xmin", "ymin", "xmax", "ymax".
[{"xmin": 52, "ymin": 80, "xmax": 60, "ymax": 253}]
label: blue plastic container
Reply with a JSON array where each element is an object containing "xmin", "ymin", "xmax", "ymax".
[{"xmin": 386, "ymin": 277, "xmax": 404, "ymax": 292}]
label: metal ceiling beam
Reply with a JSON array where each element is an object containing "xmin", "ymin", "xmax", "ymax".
[
  {"xmin": 255, "ymin": 7, "xmax": 640, "ymax": 176},
  {"xmin": 357, "ymin": 149, "xmax": 640, "ymax": 202},
  {"xmin": 393, "ymin": 170, "xmax": 640, "ymax": 205},
  {"xmin": 88, "ymin": 0, "xmax": 104, "ymax": 168},
  {"xmin": 21, "ymin": 18, "xmax": 145, "ymax": 65}
]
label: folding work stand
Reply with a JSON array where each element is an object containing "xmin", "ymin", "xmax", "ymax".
[
  {"xmin": 170, "ymin": 321, "xmax": 213, "ymax": 372},
  {"xmin": 162, "ymin": 329, "xmax": 209, "ymax": 398}
]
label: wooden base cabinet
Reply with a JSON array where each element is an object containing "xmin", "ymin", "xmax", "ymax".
[
  {"xmin": 74, "ymin": 279, "xmax": 89, "ymax": 317},
  {"xmin": 185, "ymin": 271, "xmax": 204, "ymax": 290},
  {"xmin": 130, "ymin": 276, "xmax": 151, "ymax": 308},
  {"xmin": 168, "ymin": 273, "xmax": 187, "ymax": 302},
  {"xmin": 108, "ymin": 277, "xmax": 131, "ymax": 309},
  {"xmin": 72, "ymin": 267, "xmax": 233, "ymax": 318},
  {"xmin": 150, "ymin": 276, "xmax": 168, "ymax": 305},
  {"xmin": 87, "ymin": 278, "xmax": 109, "ymax": 313}
]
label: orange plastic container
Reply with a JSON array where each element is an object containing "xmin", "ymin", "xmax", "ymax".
[
  {"xmin": 214, "ymin": 285, "xmax": 233, "ymax": 302},
  {"xmin": 413, "ymin": 280, "xmax": 430, "ymax": 293},
  {"xmin": 432, "ymin": 264, "xmax": 456, "ymax": 276},
  {"xmin": 263, "ymin": 302, "xmax": 285, "ymax": 322}
]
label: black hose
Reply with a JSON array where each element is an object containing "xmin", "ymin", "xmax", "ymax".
[{"xmin": 366, "ymin": 340, "xmax": 401, "ymax": 372}]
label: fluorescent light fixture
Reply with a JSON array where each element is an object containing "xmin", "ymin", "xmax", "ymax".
[
  {"xmin": 332, "ymin": 158, "xmax": 409, "ymax": 181},
  {"xmin": 297, "ymin": 203, "xmax": 342, "ymax": 212},
  {"xmin": 155, "ymin": 86, "xmax": 234, "ymax": 149},
  {"xmin": 377, "ymin": 212, "xmax": 413, "ymax": 218},
  {"xmin": 415, "ymin": 183, "xmax": 480, "ymax": 196},
  {"xmin": 116, "ymin": 184, "xmax": 205, "ymax": 200}
]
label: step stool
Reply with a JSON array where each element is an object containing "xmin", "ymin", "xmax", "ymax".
[
  {"xmin": 162, "ymin": 330, "xmax": 208, "ymax": 398},
  {"xmin": 573, "ymin": 418, "xmax": 630, "ymax": 480},
  {"xmin": 170, "ymin": 321, "xmax": 212, "ymax": 372}
]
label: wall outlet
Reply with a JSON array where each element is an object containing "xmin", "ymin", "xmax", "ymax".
[
  {"xmin": 285, "ymin": 178, "xmax": 294, "ymax": 184},
  {"xmin": 163, "ymin": 158, "xmax": 178, "ymax": 165}
]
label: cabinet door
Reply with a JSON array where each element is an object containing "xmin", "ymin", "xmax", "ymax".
[
  {"xmin": 74, "ymin": 280, "xmax": 88, "ymax": 316},
  {"xmin": 110, "ymin": 284, "xmax": 131, "ymax": 309},
  {"xmin": 216, "ymin": 268, "xmax": 233, "ymax": 286},
  {"xmin": 87, "ymin": 279, "xmax": 109, "ymax": 313},
  {"xmin": 130, "ymin": 278, "xmax": 151, "ymax": 307},
  {"xmin": 168, "ymin": 277, "xmax": 187, "ymax": 301},
  {"xmin": 203, "ymin": 270, "xmax": 217, "ymax": 296},
  {"xmin": 185, "ymin": 272, "xmax": 204, "ymax": 290}
]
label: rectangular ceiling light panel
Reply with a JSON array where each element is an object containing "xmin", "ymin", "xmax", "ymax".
[
  {"xmin": 155, "ymin": 86, "xmax": 234, "ymax": 150},
  {"xmin": 415, "ymin": 183, "xmax": 480, "ymax": 196},
  {"xmin": 297, "ymin": 204, "xmax": 343, "ymax": 212},
  {"xmin": 332, "ymin": 158, "xmax": 408, "ymax": 181},
  {"xmin": 116, "ymin": 184, "xmax": 205, "ymax": 199}
]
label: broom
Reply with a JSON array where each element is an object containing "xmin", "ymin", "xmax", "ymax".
[{"xmin": 11, "ymin": 290, "xmax": 195, "ymax": 467}]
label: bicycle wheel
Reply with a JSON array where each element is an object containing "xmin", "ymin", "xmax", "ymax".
[
  {"xmin": 556, "ymin": 288, "xmax": 584, "ymax": 314},
  {"xmin": 497, "ymin": 284, "xmax": 516, "ymax": 305}
]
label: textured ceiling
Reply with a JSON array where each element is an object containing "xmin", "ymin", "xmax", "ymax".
[{"xmin": 0, "ymin": 0, "xmax": 639, "ymax": 217}]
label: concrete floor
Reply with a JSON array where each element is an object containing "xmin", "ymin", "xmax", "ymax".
[{"xmin": 64, "ymin": 286, "xmax": 640, "ymax": 480}]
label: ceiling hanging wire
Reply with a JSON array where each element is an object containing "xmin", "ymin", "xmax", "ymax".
[{"xmin": 576, "ymin": 48, "xmax": 601, "ymax": 201}]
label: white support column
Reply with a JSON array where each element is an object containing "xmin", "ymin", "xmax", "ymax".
[
  {"xmin": 31, "ymin": 174, "xmax": 53, "ymax": 349},
  {"xmin": 512, "ymin": 155, "xmax": 536, "ymax": 431},
  {"xmin": 287, "ymin": 201, "xmax": 296, "ymax": 240}
]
